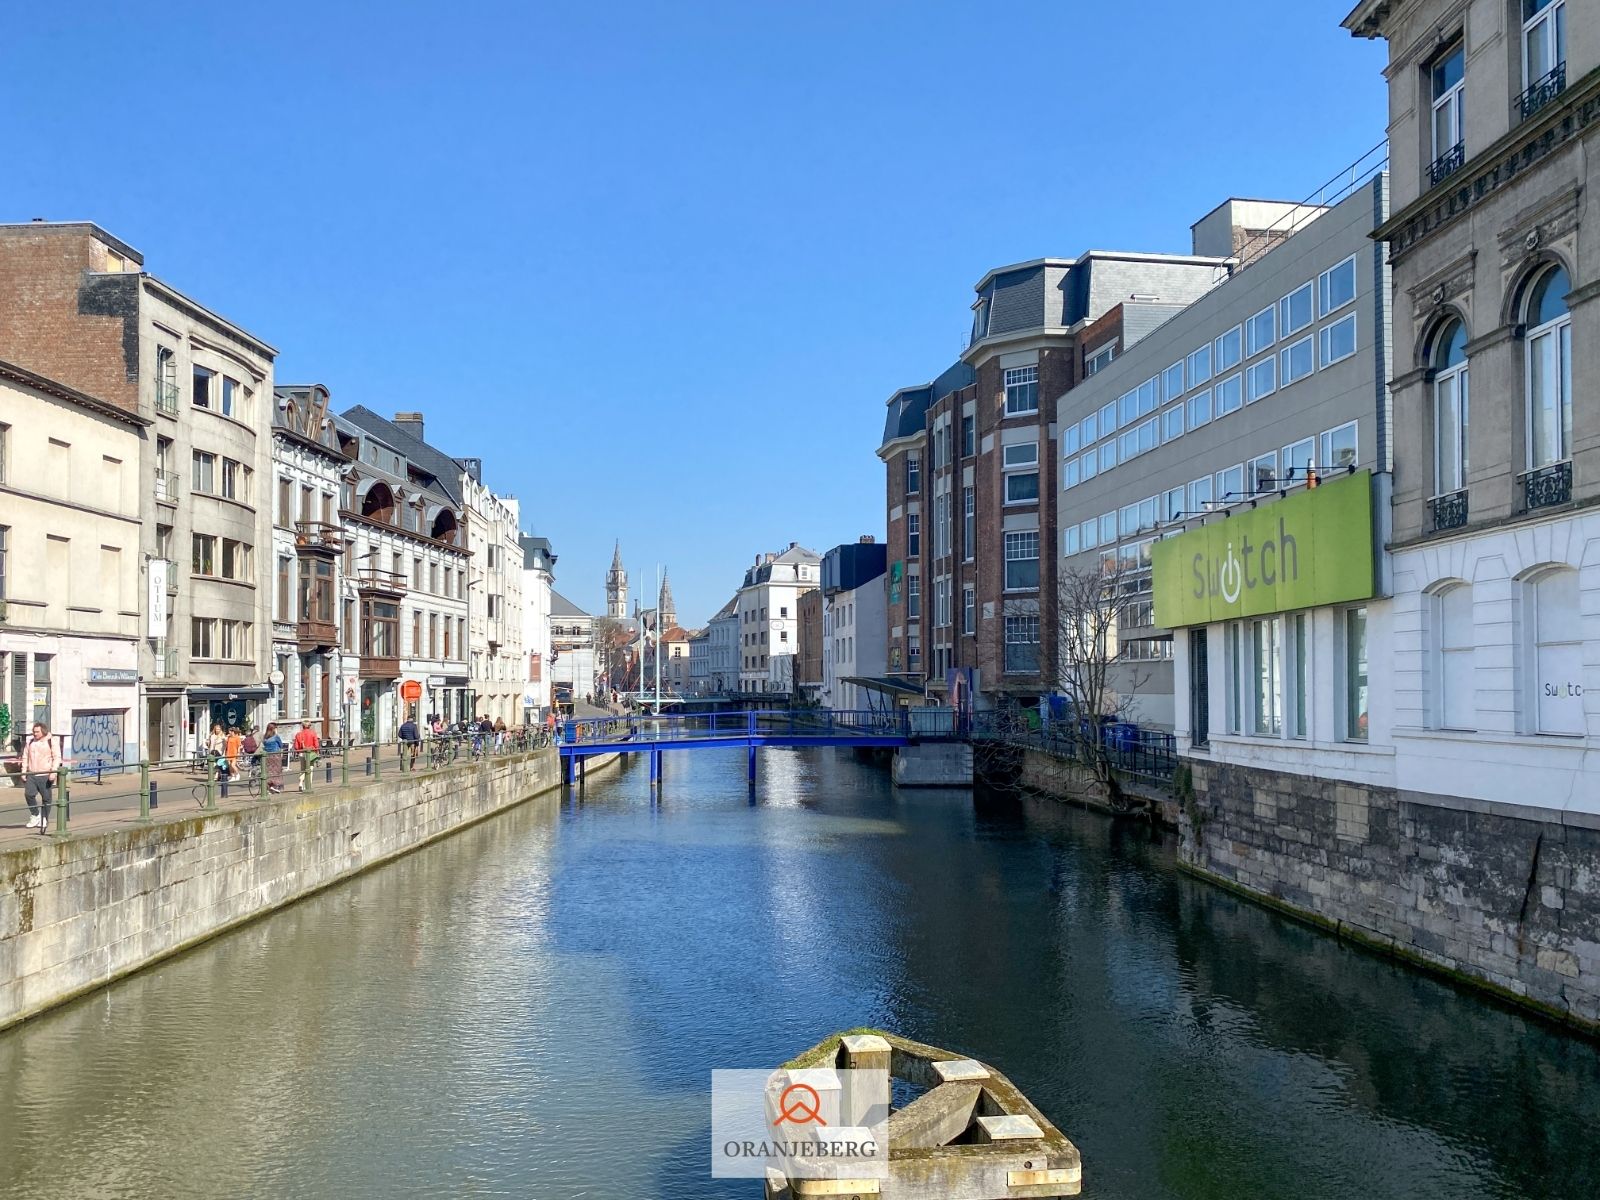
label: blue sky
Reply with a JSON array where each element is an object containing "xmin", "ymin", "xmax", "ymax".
[{"xmin": 4, "ymin": 2, "xmax": 1387, "ymax": 626}]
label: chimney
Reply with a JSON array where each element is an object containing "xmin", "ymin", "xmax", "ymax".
[
  {"xmin": 859, "ymin": 534, "xmax": 875, "ymax": 544},
  {"xmin": 393, "ymin": 411, "xmax": 424, "ymax": 442}
]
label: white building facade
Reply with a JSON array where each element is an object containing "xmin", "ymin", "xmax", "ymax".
[
  {"xmin": 460, "ymin": 461, "xmax": 524, "ymax": 726},
  {"xmin": 520, "ymin": 535, "xmax": 556, "ymax": 720},
  {"xmin": 820, "ymin": 541, "xmax": 889, "ymax": 711},
  {"xmin": 706, "ymin": 598, "xmax": 739, "ymax": 694},
  {"xmin": 0, "ymin": 360, "xmax": 145, "ymax": 769},
  {"xmin": 737, "ymin": 544, "xmax": 821, "ymax": 694}
]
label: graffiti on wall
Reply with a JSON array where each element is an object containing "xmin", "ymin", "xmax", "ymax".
[{"xmin": 72, "ymin": 710, "xmax": 126, "ymax": 772}]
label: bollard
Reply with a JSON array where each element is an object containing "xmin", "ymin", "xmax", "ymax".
[
  {"xmin": 325, "ymin": 756, "xmax": 334, "ymax": 784},
  {"xmin": 364, "ymin": 752, "xmax": 373, "ymax": 777},
  {"xmin": 139, "ymin": 761, "xmax": 151, "ymax": 821},
  {"xmin": 150, "ymin": 780, "xmax": 160, "ymax": 810},
  {"xmin": 341, "ymin": 745, "xmax": 350, "ymax": 787},
  {"xmin": 54, "ymin": 766, "xmax": 70, "ymax": 836},
  {"xmin": 206, "ymin": 758, "xmax": 218, "ymax": 810}
]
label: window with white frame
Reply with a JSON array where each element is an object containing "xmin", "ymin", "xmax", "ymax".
[
  {"xmin": 1215, "ymin": 326, "xmax": 1243, "ymax": 373},
  {"xmin": 1063, "ymin": 423, "xmax": 1080, "ymax": 458},
  {"xmin": 1004, "ymin": 366, "xmax": 1039, "ymax": 415},
  {"xmin": 1431, "ymin": 42, "xmax": 1465, "ymax": 167},
  {"xmin": 1004, "ymin": 531, "xmax": 1040, "ymax": 590},
  {"xmin": 1433, "ymin": 320, "xmax": 1469, "ymax": 496},
  {"xmin": 963, "ymin": 585, "xmax": 976, "ymax": 634},
  {"xmin": 935, "ymin": 491, "xmax": 951, "ymax": 557},
  {"xmin": 1004, "ymin": 613, "xmax": 1040, "ymax": 673},
  {"xmin": 1288, "ymin": 612, "xmax": 1308, "ymax": 739},
  {"xmin": 1249, "ymin": 451, "xmax": 1278, "ymax": 494},
  {"xmin": 1531, "ymin": 567, "xmax": 1582, "ymax": 735},
  {"xmin": 1080, "ymin": 413, "xmax": 1097, "ymax": 447},
  {"xmin": 1188, "ymin": 475, "xmax": 1214, "ymax": 514},
  {"xmin": 1215, "ymin": 373, "xmax": 1243, "ymax": 416},
  {"xmin": 1138, "ymin": 376, "xmax": 1160, "ymax": 416},
  {"xmin": 1162, "ymin": 405, "xmax": 1184, "ymax": 442},
  {"xmin": 1252, "ymin": 616, "xmax": 1282, "ymax": 736},
  {"xmin": 1187, "ymin": 387, "xmax": 1213, "ymax": 429},
  {"xmin": 1279, "ymin": 282, "xmax": 1314, "ymax": 336},
  {"xmin": 1281, "ymin": 335, "xmax": 1314, "ymax": 386},
  {"xmin": 1080, "ymin": 451, "xmax": 1097, "ymax": 481},
  {"xmin": 1282, "ymin": 437, "xmax": 1315, "ymax": 484},
  {"xmin": 962, "ymin": 487, "xmax": 975, "ymax": 559},
  {"xmin": 1063, "ymin": 457, "xmax": 1081, "ymax": 490},
  {"xmin": 1225, "ymin": 622, "xmax": 1243, "ymax": 734},
  {"xmin": 1099, "ymin": 401, "xmax": 1116, "ymax": 435},
  {"xmin": 1099, "ymin": 442, "xmax": 1117, "ymax": 473},
  {"xmin": 1523, "ymin": 0, "xmax": 1567, "ymax": 93},
  {"xmin": 1247, "ymin": 305, "xmax": 1276, "ymax": 357},
  {"xmin": 1163, "ymin": 487, "xmax": 1184, "ymax": 522},
  {"xmin": 1003, "ymin": 442, "xmax": 1040, "ymax": 503},
  {"xmin": 1319, "ymin": 256, "xmax": 1358, "ymax": 316},
  {"xmin": 1524, "ymin": 265, "xmax": 1572, "ymax": 469},
  {"xmin": 1085, "ymin": 343, "xmax": 1117, "ymax": 376},
  {"xmin": 1343, "ymin": 607, "xmax": 1369, "ymax": 741},
  {"xmin": 1320, "ymin": 313, "xmax": 1358, "ymax": 367},
  {"xmin": 1063, "ymin": 524, "xmax": 1081, "ymax": 557},
  {"xmin": 1099, "ymin": 512, "xmax": 1116, "ymax": 544},
  {"xmin": 1435, "ymin": 583, "xmax": 1474, "ymax": 730},
  {"xmin": 907, "ymin": 573, "xmax": 921, "ymax": 619},
  {"xmin": 1187, "ymin": 343, "xmax": 1212, "ymax": 388},
  {"xmin": 1321, "ymin": 421, "xmax": 1358, "ymax": 470},
  {"xmin": 1163, "ymin": 361, "xmax": 1184, "ymax": 399},
  {"xmin": 1247, "ymin": 355, "xmax": 1277, "ymax": 403},
  {"xmin": 907, "ymin": 513, "xmax": 920, "ymax": 557},
  {"xmin": 906, "ymin": 452, "xmax": 920, "ymax": 494},
  {"xmin": 1118, "ymin": 388, "xmax": 1139, "ymax": 428},
  {"xmin": 1080, "ymin": 518, "xmax": 1098, "ymax": 550},
  {"xmin": 1216, "ymin": 464, "xmax": 1245, "ymax": 504}
]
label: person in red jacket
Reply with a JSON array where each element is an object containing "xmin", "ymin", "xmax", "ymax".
[{"xmin": 290, "ymin": 719, "xmax": 321, "ymax": 792}]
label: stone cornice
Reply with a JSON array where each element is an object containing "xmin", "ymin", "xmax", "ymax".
[{"xmin": 1374, "ymin": 66, "xmax": 1600, "ymax": 262}]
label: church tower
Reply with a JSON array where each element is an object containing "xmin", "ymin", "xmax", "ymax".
[
  {"xmin": 658, "ymin": 569, "xmax": 677, "ymax": 630},
  {"xmin": 606, "ymin": 542, "xmax": 628, "ymax": 619}
]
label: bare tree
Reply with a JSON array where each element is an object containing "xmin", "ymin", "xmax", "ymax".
[{"xmin": 1054, "ymin": 559, "xmax": 1150, "ymax": 810}]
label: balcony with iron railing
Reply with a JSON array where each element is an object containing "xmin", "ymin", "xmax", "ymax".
[
  {"xmin": 352, "ymin": 567, "xmax": 408, "ymax": 596},
  {"xmin": 1518, "ymin": 62, "xmax": 1566, "ymax": 122},
  {"xmin": 1428, "ymin": 141, "xmax": 1466, "ymax": 187},
  {"xmin": 1519, "ymin": 460, "xmax": 1572, "ymax": 513},
  {"xmin": 154, "ymin": 469, "xmax": 179, "ymax": 504},
  {"xmin": 294, "ymin": 520, "xmax": 344, "ymax": 556},
  {"xmin": 1428, "ymin": 489, "xmax": 1469, "ymax": 533},
  {"xmin": 154, "ymin": 379, "xmax": 180, "ymax": 417},
  {"xmin": 149, "ymin": 645, "xmax": 180, "ymax": 679}
]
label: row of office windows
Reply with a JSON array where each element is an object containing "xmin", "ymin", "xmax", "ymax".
[
  {"xmin": 1061, "ymin": 257, "xmax": 1359, "ymax": 482},
  {"xmin": 908, "ymin": 489, "xmax": 977, "ymax": 560},
  {"xmin": 906, "ymin": 416, "xmax": 977, "ymax": 493}
]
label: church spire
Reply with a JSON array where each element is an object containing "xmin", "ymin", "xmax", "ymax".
[
  {"xmin": 658, "ymin": 569, "xmax": 676, "ymax": 630},
  {"xmin": 606, "ymin": 541, "xmax": 628, "ymax": 619}
]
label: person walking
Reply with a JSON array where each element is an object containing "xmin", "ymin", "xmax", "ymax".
[
  {"xmin": 398, "ymin": 712, "xmax": 420, "ymax": 771},
  {"xmin": 241, "ymin": 726, "xmax": 260, "ymax": 786},
  {"xmin": 16, "ymin": 723, "xmax": 61, "ymax": 830},
  {"xmin": 493, "ymin": 717, "xmax": 507, "ymax": 752},
  {"xmin": 262, "ymin": 722, "xmax": 286, "ymax": 793},
  {"xmin": 290, "ymin": 719, "xmax": 321, "ymax": 792}
]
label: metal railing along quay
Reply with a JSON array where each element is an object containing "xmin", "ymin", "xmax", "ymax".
[
  {"xmin": 0, "ymin": 728, "xmax": 553, "ymax": 841},
  {"xmin": 971, "ymin": 714, "xmax": 1177, "ymax": 784}
]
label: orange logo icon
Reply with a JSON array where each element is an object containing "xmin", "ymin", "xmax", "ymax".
[{"xmin": 772, "ymin": 1082, "xmax": 827, "ymax": 1127}]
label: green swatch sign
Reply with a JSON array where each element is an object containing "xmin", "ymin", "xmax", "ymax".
[{"xmin": 1153, "ymin": 470, "xmax": 1375, "ymax": 628}]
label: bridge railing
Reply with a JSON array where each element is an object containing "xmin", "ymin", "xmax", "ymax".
[{"xmin": 559, "ymin": 708, "xmax": 969, "ymax": 747}]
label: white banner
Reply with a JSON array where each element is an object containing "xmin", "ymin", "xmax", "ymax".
[{"xmin": 148, "ymin": 559, "xmax": 169, "ymax": 638}]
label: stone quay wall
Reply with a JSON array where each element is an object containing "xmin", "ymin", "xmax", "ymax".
[
  {"xmin": 1179, "ymin": 758, "xmax": 1600, "ymax": 1033},
  {"xmin": 0, "ymin": 748, "xmax": 602, "ymax": 1031}
]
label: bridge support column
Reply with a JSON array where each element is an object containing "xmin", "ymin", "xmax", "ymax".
[
  {"xmin": 561, "ymin": 755, "xmax": 572, "ymax": 786},
  {"xmin": 649, "ymin": 749, "xmax": 660, "ymax": 788},
  {"xmin": 747, "ymin": 743, "xmax": 756, "ymax": 783}
]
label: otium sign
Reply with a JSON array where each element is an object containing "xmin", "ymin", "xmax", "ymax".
[{"xmin": 1153, "ymin": 470, "xmax": 1375, "ymax": 628}]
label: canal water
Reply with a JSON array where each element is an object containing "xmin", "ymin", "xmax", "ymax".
[{"xmin": 2, "ymin": 748, "xmax": 1597, "ymax": 1199}]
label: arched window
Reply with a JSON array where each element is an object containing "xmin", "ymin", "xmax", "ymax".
[
  {"xmin": 1529, "ymin": 567, "xmax": 1582, "ymax": 735},
  {"xmin": 1434, "ymin": 583, "xmax": 1474, "ymax": 729},
  {"xmin": 1432, "ymin": 320, "xmax": 1469, "ymax": 497},
  {"xmin": 1524, "ymin": 265, "xmax": 1571, "ymax": 469}
]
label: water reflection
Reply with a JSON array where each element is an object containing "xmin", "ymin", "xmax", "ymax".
[{"xmin": 0, "ymin": 748, "xmax": 1596, "ymax": 1200}]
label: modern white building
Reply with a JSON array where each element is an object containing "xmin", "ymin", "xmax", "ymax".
[
  {"xmin": 0, "ymin": 359, "xmax": 145, "ymax": 769},
  {"xmin": 520, "ymin": 534, "xmax": 556, "ymax": 720},
  {"xmin": 458, "ymin": 458, "xmax": 525, "ymax": 726},
  {"xmin": 737, "ymin": 544, "xmax": 821, "ymax": 694},
  {"xmin": 688, "ymin": 629, "xmax": 711, "ymax": 695},
  {"xmin": 820, "ymin": 540, "xmax": 889, "ymax": 712},
  {"xmin": 270, "ymin": 385, "xmax": 347, "ymax": 740}
]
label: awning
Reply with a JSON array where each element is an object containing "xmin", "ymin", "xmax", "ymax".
[
  {"xmin": 187, "ymin": 685, "xmax": 272, "ymax": 700},
  {"xmin": 842, "ymin": 675, "xmax": 926, "ymax": 699}
]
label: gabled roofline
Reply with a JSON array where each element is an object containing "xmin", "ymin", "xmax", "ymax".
[{"xmin": 0, "ymin": 356, "xmax": 151, "ymax": 428}]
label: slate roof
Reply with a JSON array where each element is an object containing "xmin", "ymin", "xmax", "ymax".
[
  {"xmin": 341, "ymin": 405, "xmax": 467, "ymax": 505},
  {"xmin": 549, "ymin": 589, "xmax": 590, "ymax": 618},
  {"xmin": 520, "ymin": 533, "xmax": 557, "ymax": 571},
  {"xmin": 330, "ymin": 411, "xmax": 457, "ymax": 509}
]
